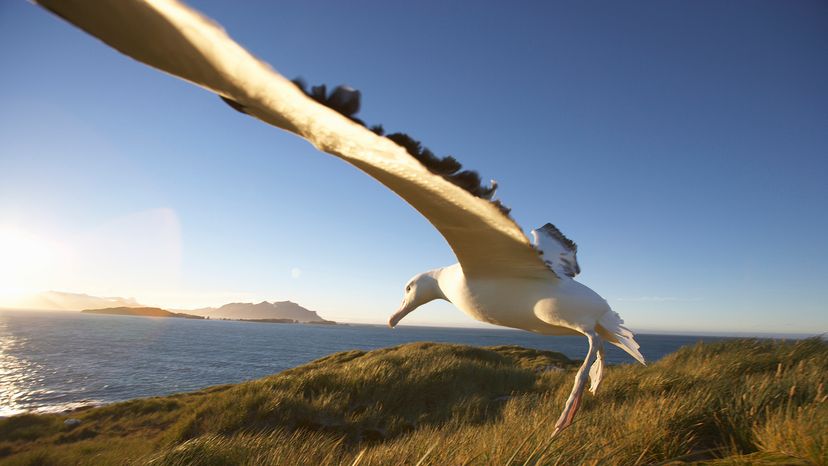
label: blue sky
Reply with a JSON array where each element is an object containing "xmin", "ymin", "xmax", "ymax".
[{"xmin": 1, "ymin": 1, "xmax": 826, "ymax": 334}]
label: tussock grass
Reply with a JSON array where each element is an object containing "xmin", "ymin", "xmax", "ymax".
[{"xmin": 0, "ymin": 338, "xmax": 825, "ymax": 465}]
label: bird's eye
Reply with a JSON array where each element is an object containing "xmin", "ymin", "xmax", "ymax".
[{"xmin": 406, "ymin": 285, "xmax": 411, "ymax": 292}]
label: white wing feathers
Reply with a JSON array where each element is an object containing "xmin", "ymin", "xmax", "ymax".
[
  {"xmin": 37, "ymin": 0, "xmax": 557, "ymax": 280},
  {"xmin": 531, "ymin": 223, "xmax": 580, "ymax": 278}
]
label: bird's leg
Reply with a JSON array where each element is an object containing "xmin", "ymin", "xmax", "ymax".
[{"xmin": 552, "ymin": 330, "xmax": 600, "ymax": 436}]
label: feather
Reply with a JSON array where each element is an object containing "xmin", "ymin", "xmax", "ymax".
[
  {"xmin": 598, "ymin": 311, "xmax": 646, "ymax": 365},
  {"xmin": 290, "ymin": 79, "xmax": 508, "ymax": 214}
]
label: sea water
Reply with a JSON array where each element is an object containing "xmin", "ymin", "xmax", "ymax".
[{"xmin": 0, "ymin": 309, "xmax": 739, "ymax": 416}]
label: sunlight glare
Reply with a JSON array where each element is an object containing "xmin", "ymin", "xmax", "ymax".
[{"xmin": 0, "ymin": 228, "xmax": 63, "ymax": 303}]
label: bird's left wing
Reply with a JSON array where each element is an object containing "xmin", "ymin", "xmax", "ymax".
[{"xmin": 37, "ymin": 0, "xmax": 557, "ymax": 280}]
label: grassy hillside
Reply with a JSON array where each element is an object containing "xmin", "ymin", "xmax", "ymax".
[{"xmin": 0, "ymin": 338, "xmax": 825, "ymax": 465}]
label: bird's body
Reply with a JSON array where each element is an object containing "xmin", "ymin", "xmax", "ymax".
[
  {"xmin": 412, "ymin": 263, "xmax": 598, "ymax": 337},
  {"xmin": 36, "ymin": 0, "xmax": 645, "ymax": 434}
]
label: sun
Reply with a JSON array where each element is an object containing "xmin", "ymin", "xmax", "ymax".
[{"xmin": 0, "ymin": 228, "xmax": 63, "ymax": 302}]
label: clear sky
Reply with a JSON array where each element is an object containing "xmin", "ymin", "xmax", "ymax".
[{"xmin": 1, "ymin": 1, "xmax": 826, "ymax": 334}]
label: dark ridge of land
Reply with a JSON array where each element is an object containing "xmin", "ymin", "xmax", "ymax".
[
  {"xmin": 81, "ymin": 307, "xmax": 204, "ymax": 319},
  {"xmin": 239, "ymin": 318, "xmax": 297, "ymax": 324},
  {"xmin": 80, "ymin": 307, "xmax": 339, "ymax": 325},
  {"xmin": 0, "ymin": 339, "xmax": 825, "ymax": 465},
  {"xmin": 215, "ymin": 317, "xmax": 339, "ymax": 325}
]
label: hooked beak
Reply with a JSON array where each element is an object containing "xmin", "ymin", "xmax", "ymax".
[{"xmin": 388, "ymin": 299, "xmax": 413, "ymax": 328}]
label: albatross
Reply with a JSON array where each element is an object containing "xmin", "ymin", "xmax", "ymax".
[{"xmin": 36, "ymin": 0, "xmax": 645, "ymax": 434}]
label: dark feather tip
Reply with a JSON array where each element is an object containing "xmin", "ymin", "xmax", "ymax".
[
  {"xmin": 290, "ymin": 77, "xmax": 510, "ymax": 216},
  {"xmin": 540, "ymin": 223, "xmax": 578, "ymax": 252},
  {"xmin": 220, "ymin": 96, "xmax": 248, "ymax": 114}
]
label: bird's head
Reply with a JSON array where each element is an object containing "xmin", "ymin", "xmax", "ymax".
[{"xmin": 388, "ymin": 271, "xmax": 444, "ymax": 327}]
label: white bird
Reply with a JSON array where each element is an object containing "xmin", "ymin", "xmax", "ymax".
[{"xmin": 36, "ymin": 0, "xmax": 645, "ymax": 434}]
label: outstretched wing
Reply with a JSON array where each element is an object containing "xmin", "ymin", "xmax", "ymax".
[
  {"xmin": 37, "ymin": 0, "xmax": 557, "ymax": 280},
  {"xmin": 531, "ymin": 223, "xmax": 580, "ymax": 278}
]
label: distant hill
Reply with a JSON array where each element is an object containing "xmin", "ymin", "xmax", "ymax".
[
  {"xmin": 12, "ymin": 291, "xmax": 144, "ymax": 311},
  {"xmin": 81, "ymin": 307, "xmax": 204, "ymax": 319},
  {"xmin": 190, "ymin": 301, "xmax": 332, "ymax": 323},
  {"xmin": 7, "ymin": 292, "xmax": 334, "ymax": 324}
]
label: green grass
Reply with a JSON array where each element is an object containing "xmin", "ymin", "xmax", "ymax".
[{"xmin": 1, "ymin": 338, "xmax": 825, "ymax": 465}]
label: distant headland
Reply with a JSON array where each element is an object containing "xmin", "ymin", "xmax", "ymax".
[
  {"xmin": 11, "ymin": 291, "xmax": 336, "ymax": 324},
  {"xmin": 81, "ymin": 307, "xmax": 204, "ymax": 319},
  {"xmin": 187, "ymin": 300, "xmax": 335, "ymax": 324}
]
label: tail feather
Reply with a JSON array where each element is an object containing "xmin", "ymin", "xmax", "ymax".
[{"xmin": 597, "ymin": 311, "xmax": 646, "ymax": 365}]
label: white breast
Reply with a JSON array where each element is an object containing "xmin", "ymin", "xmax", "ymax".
[{"xmin": 440, "ymin": 265, "xmax": 592, "ymax": 335}]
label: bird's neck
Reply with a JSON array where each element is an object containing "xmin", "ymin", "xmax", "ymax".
[{"xmin": 429, "ymin": 265, "xmax": 459, "ymax": 303}]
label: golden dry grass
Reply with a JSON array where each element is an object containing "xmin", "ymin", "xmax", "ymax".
[{"xmin": 1, "ymin": 338, "xmax": 825, "ymax": 465}]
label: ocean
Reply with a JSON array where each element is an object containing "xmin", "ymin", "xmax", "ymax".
[{"xmin": 0, "ymin": 309, "xmax": 741, "ymax": 417}]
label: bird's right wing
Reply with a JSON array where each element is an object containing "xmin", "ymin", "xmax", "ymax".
[
  {"xmin": 531, "ymin": 223, "xmax": 580, "ymax": 278},
  {"xmin": 36, "ymin": 0, "xmax": 558, "ymax": 280}
]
